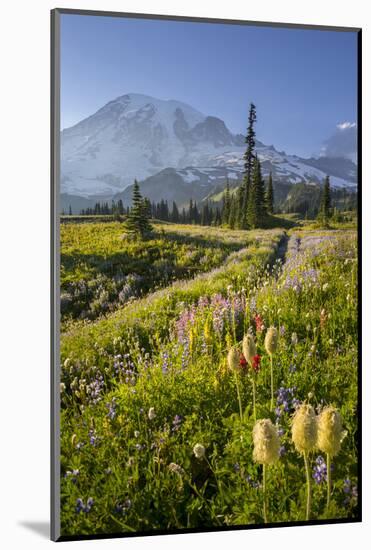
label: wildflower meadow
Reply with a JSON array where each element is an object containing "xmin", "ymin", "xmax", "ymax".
[{"xmin": 59, "ymin": 221, "xmax": 358, "ymax": 536}]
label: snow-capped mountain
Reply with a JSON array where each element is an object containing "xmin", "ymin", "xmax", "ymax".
[{"xmin": 61, "ymin": 93, "xmax": 357, "ymax": 204}]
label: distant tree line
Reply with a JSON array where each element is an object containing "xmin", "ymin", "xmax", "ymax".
[
  {"xmin": 79, "ymin": 199, "xmax": 126, "ymax": 216},
  {"xmin": 70, "ymin": 104, "xmax": 356, "ymax": 232},
  {"xmin": 281, "ymin": 179, "xmax": 357, "ymax": 220},
  {"xmin": 150, "ymin": 198, "xmax": 222, "ymax": 226}
]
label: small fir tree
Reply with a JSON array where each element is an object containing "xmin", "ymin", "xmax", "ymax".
[
  {"xmin": 318, "ymin": 175, "xmax": 331, "ymax": 224},
  {"xmin": 124, "ymin": 180, "xmax": 152, "ymax": 238}
]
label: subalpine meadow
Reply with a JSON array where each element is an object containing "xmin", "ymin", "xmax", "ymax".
[{"xmin": 60, "ymin": 216, "xmax": 358, "ymax": 536}]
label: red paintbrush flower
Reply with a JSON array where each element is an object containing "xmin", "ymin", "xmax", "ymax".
[
  {"xmin": 252, "ymin": 354, "xmax": 261, "ymax": 373},
  {"xmin": 239, "ymin": 353, "xmax": 248, "ymax": 371},
  {"xmin": 254, "ymin": 314, "xmax": 264, "ymax": 333}
]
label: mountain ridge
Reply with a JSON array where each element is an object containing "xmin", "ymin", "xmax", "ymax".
[{"xmin": 61, "ymin": 93, "xmax": 357, "ymax": 210}]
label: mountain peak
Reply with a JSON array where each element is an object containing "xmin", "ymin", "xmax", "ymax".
[{"xmin": 61, "ymin": 93, "xmax": 357, "ymax": 201}]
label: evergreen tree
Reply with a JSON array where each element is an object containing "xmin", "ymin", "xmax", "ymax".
[
  {"xmin": 247, "ymin": 156, "xmax": 267, "ymax": 228},
  {"xmin": 222, "ymin": 180, "xmax": 231, "ymax": 225},
  {"xmin": 201, "ymin": 202, "xmax": 211, "ymax": 226},
  {"xmin": 241, "ymin": 103, "xmax": 257, "ymax": 226},
  {"xmin": 143, "ymin": 197, "xmax": 152, "ymax": 220},
  {"xmin": 318, "ymin": 175, "xmax": 331, "ymax": 224},
  {"xmin": 266, "ymin": 172, "xmax": 274, "ymax": 214},
  {"xmin": 188, "ymin": 199, "xmax": 194, "ymax": 223},
  {"xmin": 124, "ymin": 180, "xmax": 152, "ymax": 238},
  {"xmin": 117, "ymin": 199, "xmax": 124, "ymax": 215},
  {"xmin": 229, "ymin": 196, "xmax": 237, "ymax": 229},
  {"xmin": 236, "ymin": 185, "xmax": 245, "ymax": 228},
  {"xmin": 194, "ymin": 202, "xmax": 199, "ymax": 224},
  {"xmin": 171, "ymin": 201, "xmax": 180, "ymax": 223},
  {"xmin": 69, "ymin": 205, "xmax": 72, "ymax": 216},
  {"xmin": 214, "ymin": 207, "xmax": 222, "ymax": 226}
]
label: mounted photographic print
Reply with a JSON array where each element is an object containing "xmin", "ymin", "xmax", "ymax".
[{"xmin": 51, "ymin": 8, "xmax": 361, "ymax": 541}]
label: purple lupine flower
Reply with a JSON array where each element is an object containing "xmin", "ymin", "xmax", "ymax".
[
  {"xmin": 75, "ymin": 498, "xmax": 84, "ymax": 513},
  {"xmin": 180, "ymin": 342, "xmax": 190, "ymax": 370},
  {"xmin": 86, "ymin": 374, "xmax": 105, "ymax": 405},
  {"xmin": 276, "ymin": 426, "xmax": 285, "ymax": 437},
  {"xmin": 312, "ymin": 456, "xmax": 327, "ymax": 484},
  {"xmin": 161, "ymin": 351, "xmax": 170, "ymax": 374},
  {"xmin": 172, "ymin": 415, "xmax": 182, "ymax": 432},
  {"xmin": 250, "ymin": 296, "xmax": 257, "ymax": 312},
  {"xmin": 88, "ymin": 429, "xmax": 98, "ymax": 446},
  {"xmin": 76, "ymin": 498, "xmax": 94, "ymax": 513},
  {"xmin": 343, "ymin": 479, "xmax": 358, "ymax": 506},
  {"xmin": 343, "ymin": 478, "xmax": 351, "ymax": 494},
  {"xmin": 114, "ymin": 498, "xmax": 132, "ymax": 514},
  {"xmin": 106, "ymin": 398, "xmax": 117, "ymax": 420},
  {"xmin": 275, "ymin": 407, "xmax": 282, "ymax": 419},
  {"xmin": 245, "ymin": 474, "xmax": 260, "ymax": 489}
]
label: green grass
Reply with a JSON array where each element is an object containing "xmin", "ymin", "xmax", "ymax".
[
  {"xmin": 61, "ymin": 222, "xmax": 260, "ymax": 326},
  {"xmin": 59, "ymin": 224, "xmax": 358, "ymax": 536}
]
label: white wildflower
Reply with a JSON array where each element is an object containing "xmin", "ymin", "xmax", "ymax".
[{"xmin": 193, "ymin": 443, "xmax": 206, "ymax": 459}]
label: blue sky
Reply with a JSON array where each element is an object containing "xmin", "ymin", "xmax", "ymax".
[{"xmin": 60, "ymin": 13, "xmax": 358, "ymax": 158}]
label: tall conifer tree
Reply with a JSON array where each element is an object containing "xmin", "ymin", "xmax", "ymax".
[
  {"xmin": 222, "ymin": 180, "xmax": 231, "ymax": 224},
  {"xmin": 247, "ymin": 156, "xmax": 266, "ymax": 228},
  {"xmin": 318, "ymin": 175, "xmax": 331, "ymax": 224},
  {"xmin": 241, "ymin": 103, "xmax": 257, "ymax": 227},
  {"xmin": 229, "ymin": 196, "xmax": 237, "ymax": 229},
  {"xmin": 266, "ymin": 172, "xmax": 274, "ymax": 214}
]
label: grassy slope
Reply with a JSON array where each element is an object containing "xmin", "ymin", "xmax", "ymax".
[
  {"xmin": 60, "ymin": 226, "xmax": 358, "ymax": 535},
  {"xmin": 61, "ymin": 222, "xmax": 260, "ymax": 325}
]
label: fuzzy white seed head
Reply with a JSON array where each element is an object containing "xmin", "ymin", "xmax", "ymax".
[
  {"xmin": 242, "ymin": 333, "xmax": 257, "ymax": 365},
  {"xmin": 317, "ymin": 406, "xmax": 343, "ymax": 457},
  {"xmin": 227, "ymin": 346, "xmax": 241, "ymax": 372},
  {"xmin": 193, "ymin": 443, "xmax": 206, "ymax": 459},
  {"xmin": 292, "ymin": 403, "xmax": 318, "ymax": 454},
  {"xmin": 265, "ymin": 327, "xmax": 278, "ymax": 356},
  {"xmin": 252, "ymin": 419, "xmax": 280, "ymax": 465},
  {"xmin": 168, "ymin": 462, "xmax": 184, "ymax": 475},
  {"xmin": 291, "ymin": 332, "xmax": 298, "ymax": 346},
  {"xmin": 148, "ymin": 407, "xmax": 156, "ymax": 420}
]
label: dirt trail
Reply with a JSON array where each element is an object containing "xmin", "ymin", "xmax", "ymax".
[{"xmin": 275, "ymin": 232, "xmax": 289, "ymax": 264}]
